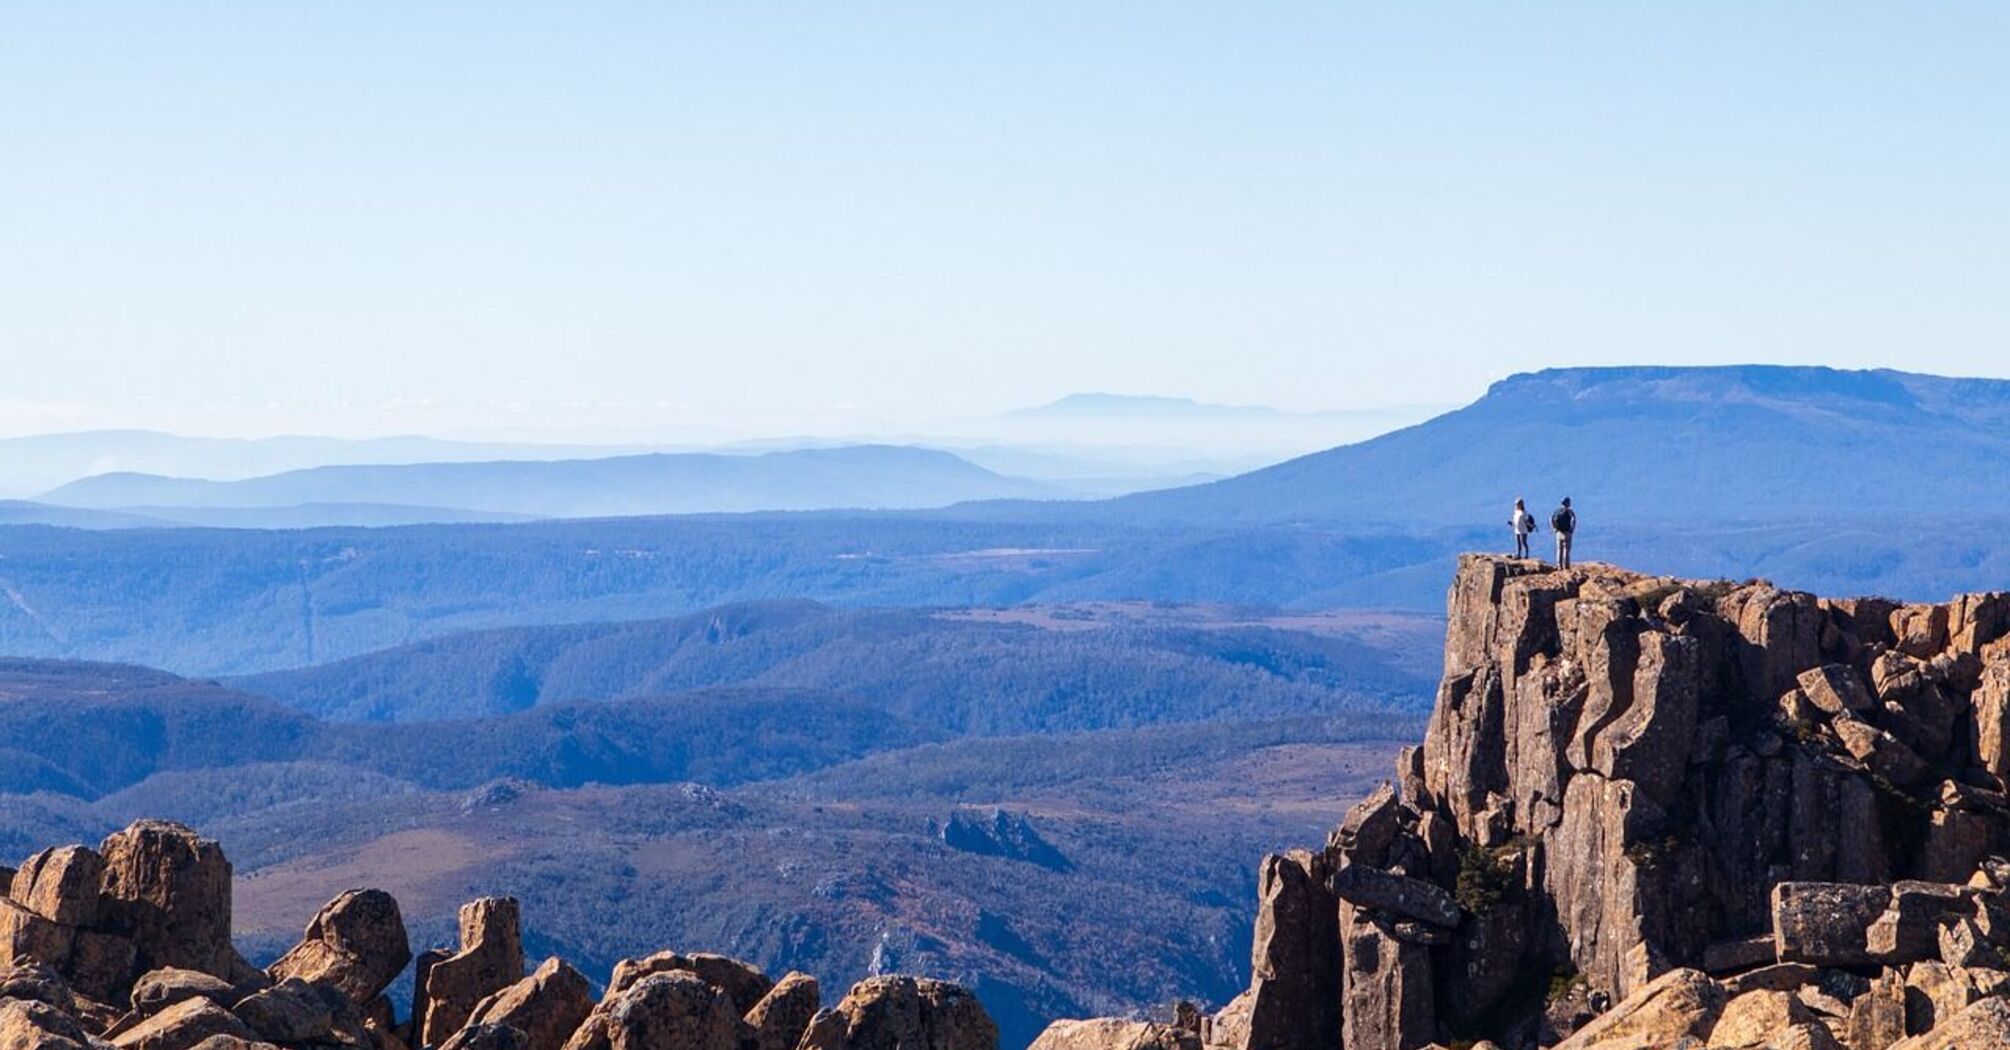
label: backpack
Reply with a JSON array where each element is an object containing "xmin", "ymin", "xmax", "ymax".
[{"xmin": 1551, "ymin": 507, "xmax": 1575, "ymax": 533}]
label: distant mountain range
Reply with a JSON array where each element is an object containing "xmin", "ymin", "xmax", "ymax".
[
  {"xmin": 2, "ymin": 366, "xmax": 2006, "ymax": 675},
  {"xmin": 1096, "ymin": 365, "xmax": 2010, "ymax": 525},
  {"xmin": 0, "ymin": 430, "xmax": 665, "ymax": 499},
  {"xmin": 39, "ymin": 445, "xmax": 1074, "ymax": 519}
]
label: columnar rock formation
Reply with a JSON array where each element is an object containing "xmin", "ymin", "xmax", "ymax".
[
  {"xmin": 1040, "ymin": 555, "xmax": 2010, "ymax": 1050},
  {"xmin": 0, "ymin": 820, "xmax": 998, "ymax": 1050}
]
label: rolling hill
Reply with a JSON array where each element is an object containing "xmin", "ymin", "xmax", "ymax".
[
  {"xmin": 40, "ymin": 445, "xmax": 1072, "ymax": 518},
  {"xmin": 224, "ymin": 601, "xmax": 1440, "ymax": 724}
]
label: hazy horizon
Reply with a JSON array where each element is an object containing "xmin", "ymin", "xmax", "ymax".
[{"xmin": 7, "ymin": 5, "xmax": 2006, "ymax": 440}]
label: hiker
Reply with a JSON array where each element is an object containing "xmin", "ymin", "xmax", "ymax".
[
  {"xmin": 1511, "ymin": 498, "xmax": 1536, "ymax": 559},
  {"xmin": 1552, "ymin": 497, "xmax": 1577, "ymax": 568}
]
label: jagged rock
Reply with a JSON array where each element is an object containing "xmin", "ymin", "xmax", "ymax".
[
  {"xmin": 266, "ymin": 889, "xmax": 411, "ymax": 1005},
  {"xmin": 938, "ymin": 810, "xmax": 1069, "ymax": 871},
  {"xmin": 1329, "ymin": 864, "xmax": 1460, "ymax": 929},
  {"xmin": 742, "ymin": 972, "xmax": 819, "ymax": 1050},
  {"xmin": 1026, "ymin": 1019, "xmax": 1198, "ymax": 1050},
  {"xmin": 0, "ymin": 961, "xmax": 79, "ymax": 1014},
  {"xmin": 604, "ymin": 952, "xmax": 771, "ymax": 1016},
  {"xmin": 793, "ymin": 976, "xmax": 996, "ymax": 1050},
  {"xmin": 1707, "ymin": 989, "xmax": 1816, "ymax": 1047},
  {"xmin": 1832, "ymin": 717, "xmax": 1932, "ymax": 786},
  {"xmin": 1887, "ymin": 996, "xmax": 2010, "ymax": 1049},
  {"xmin": 415, "ymin": 897, "xmax": 523, "ymax": 1048},
  {"xmin": 1772, "ymin": 1024, "xmax": 1843, "ymax": 1050},
  {"xmin": 130, "ymin": 968, "xmax": 237, "ymax": 1016},
  {"xmin": 1901, "ymin": 962, "xmax": 1982, "ymax": 1035},
  {"xmin": 1798, "ymin": 665, "xmax": 1876, "ymax": 716},
  {"xmin": 1219, "ymin": 850, "xmax": 1335, "ymax": 1050},
  {"xmin": 440, "ymin": 1024, "xmax": 530, "ymax": 1050},
  {"xmin": 1337, "ymin": 902, "xmax": 1434, "ymax": 1050},
  {"xmin": 465, "ymin": 957, "xmax": 593, "ymax": 1050},
  {"xmin": 11, "ymin": 847, "xmax": 106, "ymax": 927},
  {"xmin": 98, "ymin": 822, "xmax": 246, "ymax": 985},
  {"xmin": 1774, "ymin": 883, "xmax": 1894, "ymax": 966},
  {"xmin": 111, "ymin": 996, "xmax": 255, "ymax": 1050},
  {"xmin": 1867, "ymin": 883, "xmax": 1979, "ymax": 962},
  {"xmin": 0, "ymin": 897, "xmax": 76, "ymax": 970},
  {"xmin": 1971, "ymin": 662, "xmax": 2010, "ymax": 780},
  {"xmin": 1550, "ymin": 968, "xmax": 1724, "ymax": 1050},
  {"xmin": 560, "ymin": 972, "xmax": 739, "ymax": 1050},
  {"xmin": 231, "ymin": 977, "xmax": 343, "ymax": 1045},
  {"xmin": 0, "ymin": 997, "xmax": 93, "ymax": 1050},
  {"xmin": 1844, "ymin": 969, "xmax": 1908, "ymax": 1050}
]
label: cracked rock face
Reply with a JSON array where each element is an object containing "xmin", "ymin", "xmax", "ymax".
[{"xmin": 1136, "ymin": 555, "xmax": 2010, "ymax": 1050}]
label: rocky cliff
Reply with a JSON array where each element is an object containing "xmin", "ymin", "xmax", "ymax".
[
  {"xmin": 1034, "ymin": 555, "xmax": 2010, "ymax": 1050},
  {"xmin": 0, "ymin": 820, "xmax": 998, "ymax": 1050}
]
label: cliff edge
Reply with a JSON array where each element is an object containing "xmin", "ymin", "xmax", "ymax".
[{"xmin": 1038, "ymin": 555, "xmax": 2010, "ymax": 1050}]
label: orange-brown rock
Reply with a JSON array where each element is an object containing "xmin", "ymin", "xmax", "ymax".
[
  {"xmin": 742, "ymin": 971, "xmax": 819, "ymax": 1050},
  {"xmin": 795, "ymin": 976, "xmax": 997, "ymax": 1050},
  {"xmin": 464, "ymin": 957, "xmax": 592, "ymax": 1050},
  {"xmin": 559, "ymin": 972, "xmax": 739, "ymax": 1050},
  {"xmin": 265, "ymin": 889, "xmax": 410, "ymax": 1005},
  {"xmin": 97, "ymin": 822, "xmax": 249, "ymax": 986},
  {"xmin": 10, "ymin": 847, "xmax": 106, "ymax": 928},
  {"xmin": 1027, "ymin": 1019, "xmax": 1199, "ymax": 1050},
  {"xmin": 0, "ymin": 997, "xmax": 94, "ymax": 1050},
  {"xmin": 414, "ymin": 898, "xmax": 523, "ymax": 1048},
  {"xmin": 603, "ymin": 952, "xmax": 772, "ymax": 1016},
  {"xmin": 110, "ymin": 996, "xmax": 255, "ymax": 1050}
]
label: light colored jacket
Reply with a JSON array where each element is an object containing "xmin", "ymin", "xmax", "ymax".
[{"xmin": 1512, "ymin": 508, "xmax": 1534, "ymax": 535}]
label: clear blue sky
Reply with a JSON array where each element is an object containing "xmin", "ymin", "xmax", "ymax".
[{"xmin": 2, "ymin": 3, "xmax": 2005, "ymax": 438}]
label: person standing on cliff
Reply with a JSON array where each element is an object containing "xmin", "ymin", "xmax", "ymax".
[
  {"xmin": 1511, "ymin": 498, "xmax": 1536, "ymax": 559},
  {"xmin": 1551, "ymin": 497, "xmax": 1577, "ymax": 568}
]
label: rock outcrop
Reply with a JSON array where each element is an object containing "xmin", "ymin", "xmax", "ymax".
[
  {"xmin": 4, "ymin": 821, "xmax": 996, "ymax": 1050},
  {"xmin": 1037, "ymin": 555, "xmax": 2010, "ymax": 1050}
]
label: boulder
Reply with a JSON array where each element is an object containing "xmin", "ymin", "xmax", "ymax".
[
  {"xmin": 1337, "ymin": 903, "xmax": 1434, "ymax": 1050},
  {"xmin": 559, "ymin": 972, "xmax": 739, "ymax": 1050},
  {"xmin": 231, "ymin": 977, "xmax": 346, "ymax": 1045},
  {"xmin": 1832, "ymin": 718, "xmax": 1932, "ymax": 786},
  {"xmin": 0, "ymin": 997, "xmax": 93, "ymax": 1050},
  {"xmin": 97, "ymin": 822, "xmax": 245, "ymax": 983},
  {"xmin": 794, "ymin": 976, "xmax": 997, "ymax": 1050},
  {"xmin": 186, "ymin": 1040, "xmax": 282, "ymax": 1050},
  {"xmin": 742, "ymin": 972, "xmax": 819, "ymax": 1050},
  {"xmin": 604, "ymin": 951, "xmax": 771, "ymax": 1015},
  {"xmin": 1221, "ymin": 851, "xmax": 1336, "ymax": 1050},
  {"xmin": 1773, "ymin": 883, "xmax": 1893, "ymax": 965},
  {"xmin": 415, "ymin": 897, "xmax": 524, "ymax": 1048},
  {"xmin": 1707, "ymin": 989, "xmax": 1815, "ymax": 1047},
  {"xmin": 1550, "ymin": 968, "xmax": 1724, "ymax": 1050},
  {"xmin": 265, "ymin": 889, "xmax": 411, "ymax": 1005},
  {"xmin": 130, "ymin": 967, "xmax": 237, "ymax": 1016},
  {"xmin": 465, "ymin": 957, "xmax": 593, "ymax": 1050},
  {"xmin": 1329, "ymin": 864, "xmax": 1461, "ymax": 929},
  {"xmin": 1798, "ymin": 665, "xmax": 1876, "ymax": 716},
  {"xmin": 440, "ymin": 1025, "xmax": 529, "ymax": 1050},
  {"xmin": 1026, "ymin": 1019, "xmax": 1198, "ymax": 1050},
  {"xmin": 0, "ymin": 961, "xmax": 79, "ymax": 1014},
  {"xmin": 2, "ymin": 892, "xmax": 79, "ymax": 964},
  {"xmin": 10, "ymin": 846, "xmax": 106, "ymax": 927},
  {"xmin": 110, "ymin": 996, "xmax": 255, "ymax": 1050},
  {"xmin": 1888, "ymin": 996, "xmax": 2010, "ymax": 1049}
]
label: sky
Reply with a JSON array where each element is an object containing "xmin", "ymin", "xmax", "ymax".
[{"xmin": 2, "ymin": 3, "xmax": 2005, "ymax": 440}]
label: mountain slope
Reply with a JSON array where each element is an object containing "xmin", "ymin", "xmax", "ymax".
[
  {"xmin": 1100, "ymin": 366, "xmax": 2010, "ymax": 525},
  {"xmin": 41, "ymin": 445, "xmax": 1071, "ymax": 517}
]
